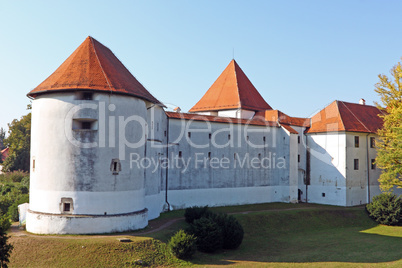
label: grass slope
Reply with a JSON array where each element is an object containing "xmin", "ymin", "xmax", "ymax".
[{"xmin": 8, "ymin": 204, "xmax": 402, "ymax": 267}]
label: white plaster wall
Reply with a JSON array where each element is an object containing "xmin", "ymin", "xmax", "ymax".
[
  {"xmin": 28, "ymin": 92, "xmax": 149, "ymax": 234},
  {"xmin": 165, "ymin": 118, "xmax": 292, "ymax": 209},
  {"xmin": 26, "ymin": 209, "xmax": 148, "ymax": 234},
  {"xmin": 307, "ymin": 133, "xmax": 347, "ymax": 206},
  {"xmin": 217, "ymin": 109, "xmax": 255, "ymax": 119}
]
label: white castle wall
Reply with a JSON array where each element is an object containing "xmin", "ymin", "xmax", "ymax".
[
  {"xmin": 165, "ymin": 118, "xmax": 297, "ymax": 209},
  {"xmin": 27, "ymin": 92, "xmax": 149, "ymax": 234},
  {"xmin": 307, "ymin": 133, "xmax": 347, "ymax": 206}
]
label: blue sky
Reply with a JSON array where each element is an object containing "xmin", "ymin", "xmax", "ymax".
[{"xmin": 1, "ymin": 0, "xmax": 402, "ymax": 131}]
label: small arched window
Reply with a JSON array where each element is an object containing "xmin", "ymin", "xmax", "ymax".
[{"xmin": 110, "ymin": 159, "xmax": 121, "ymax": 175}]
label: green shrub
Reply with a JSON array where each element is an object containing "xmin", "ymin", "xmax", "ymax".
[
  {"xmin": 168, "ymin": 230, "xmax": 196, "ymax": 259},
  {"xmin": 187, "ymin": 217, "xmax": 223, "ymax": 253},
  {"xmin": 209, "ymin": 213, "xmax": 244, "ymax": 249},
  {"xmin": 184, "ymin": 206, "xmax": 211, "ymax": 224},
  {"xmin": 366, "ymin": 193, "xmax": 402, "ymax": 226}
]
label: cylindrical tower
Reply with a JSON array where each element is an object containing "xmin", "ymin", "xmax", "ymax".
[{"xmin": 26, "ymin": 36, "xmax": 164, "ymax": 234}]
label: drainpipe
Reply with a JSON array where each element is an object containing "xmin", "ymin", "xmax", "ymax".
[
  {"xmin": 305, "ymin": 133, "xmax": 310, "ymax": 203},
  {"xmin": 366, "ymin": 133, "xmax": 371, "ymax": 204},
  {"xmin": 165, "ymin": 116, "xmax": 170, "ymax": 211}
]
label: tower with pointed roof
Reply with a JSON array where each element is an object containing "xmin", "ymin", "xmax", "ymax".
[
  {"xmin": 190, "ymin": 59, "xmax": 272, "ymax": 119},
  {"xmin": 26, "ymin": 36, "xmax": 166, "ymax": 234}
]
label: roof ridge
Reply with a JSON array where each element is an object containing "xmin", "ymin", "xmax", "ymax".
[
  {"xmin": 339, "ymin": 101, "xmax": 371, "ymax": 132},
  {"xmin": 233, "ymin": 60, "xmax": 241, "ymax": 109},
  {"xmin": 90, "ymin": 37, "xmax": 113, "ymax": 93},
  {"xmin": 335, "ymin": 100, "xmax": 346, "ymax": 131}
]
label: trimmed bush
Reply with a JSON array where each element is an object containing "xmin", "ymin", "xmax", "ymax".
[
  {"xmin": 366, "ymin": 193, "xmax": 402, "ymax": 226},
  {"xmin": 210, "ymin": 213, "xmax": 244, "ymax": 249},
  {"xmin": 168, "ymin": 230, "xmax": 196, "ymax": 259},
  {"xmin": 187, "ymin": 217, "xmax": 223, "ymax": 253},
  {"xmin": 184, "ymin": 206, "xmax": 210, "ymax": 224}
]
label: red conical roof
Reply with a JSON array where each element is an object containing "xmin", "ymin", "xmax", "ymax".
[
  {"xmin": 189, "ymin": 60, "xmax": 272, "ymax": 112},
  {"xmin": 28, "ymin": 36, "xmax": 163, "ymax": 105}
]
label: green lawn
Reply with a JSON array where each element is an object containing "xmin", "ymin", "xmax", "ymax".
[{"xmin": 9, "ymin": 203, "xmax": 402, "ymax": 267}]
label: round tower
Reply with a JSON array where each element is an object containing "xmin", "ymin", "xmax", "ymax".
[{"xmin": 26, "ymin": 36, "xmax": 163, "ymax": 234}]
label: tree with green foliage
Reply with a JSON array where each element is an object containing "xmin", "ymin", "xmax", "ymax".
[
  {"xmin": 2, "ymin": 113, "xmax": 31, "ymax": 172},
  {"xmin": 0, "ymin": 214, "xmax": 13, "ymax": 268},
  {"xmin": 374, "ymin": 60, "xmax": 402, "ymax": 192},
  {"xmin": 0, "ymin": 128, "xmax": 6, "ymax": 152}
]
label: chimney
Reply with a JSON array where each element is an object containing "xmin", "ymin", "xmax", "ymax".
[{"xmin": 359, "ymin": 98, "xmax": 366, "ymax": 105}]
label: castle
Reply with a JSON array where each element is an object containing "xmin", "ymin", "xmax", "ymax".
[{"xmin": 25, "ymin": 36, "xmax": 397, "ymax": 234}]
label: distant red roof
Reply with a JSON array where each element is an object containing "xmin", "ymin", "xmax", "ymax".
[
  {"xmin": 1, "ymin": 148, "xmax": 9, "ymax": 162},
  {"xmin": 189, "ymin": 60, "xmax": 272, "ymax": 112},
  {"xmin": 307, "ymin": 100, "xmax": 385, "ymax": 134},
  {"xmin": 263, "ymin": 110, "xmax": 310, "ymax": 127},
  {"xmin": 28, "ymin": 36, "xmax": 163, "ymax": 105},
  {"xmin": 166, "ymin": 112, "xmax": 278, "ymax": 127}
]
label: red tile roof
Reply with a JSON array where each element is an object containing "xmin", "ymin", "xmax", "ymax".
[
  {"xmin": 1, "ymin": 148, "xmax": 9, "ymax": 162},
  {"xmin": 166, "ymin": 112, "xmax": 279, "ymax": 127},
  {"xmin": 189, "ymin": 60, "xmax": 272, "ymax": 112},
  {"xmin": 28, "ymin": 36, "xmax": 163, "ymax": 105},
  {"xmin": 263, "ymin": 110, "xmax": 310, "ymax": 127},
  {"xmin": 307, "ymin": 100, "xmax": 385, "ymax": 134}
]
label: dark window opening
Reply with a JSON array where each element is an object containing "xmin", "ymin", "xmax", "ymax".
[
  {"xmin": 188, "ymin": 132, "xmax": 191, "ymax": 138},
  {"xmin": 82, "ymin": 92, "xmax": 93, "ymax": 100},
  {"xmin": 263, "ymin": 136, "xmax": 266, "ymax": 142},
  {"xmin": 371, "ymin": 159, "xmax": 376, "ymax": 170},
  {"xmin": 258, "ymin": 153, "xmax": 261, "ymax": 160},
  {"xmin": 63, "ymin": 203, "xmax": 71, "ymax": 212},
  {"xmin": 209, "ymin": 133, "xmax": 212, "ymax": 139},
  {"xmin": 179, "ymin": 151, "xmax": 182, "ymax": 158},
  {"xmin": 228, "ymin": 134, "xmax": 231, "ymax": 140},
  {"xmin": 298, "ymin": 136, "xmax": 301, "ymax": 144},
  {"xmin": 298, "ymin": 154, "xmax": 300, "ymax": 163},
  {"xmin": 322, "ymin": 193, "xmax": 325, "ymax": 197},
  {"xmin": 354, "ymin": 136, "xmax": 359, "ymax": 148},
  {"xmin": 208, "ymin": 152, "xmax": 211, "ymax": 159},
  {"xmin": 354, "ymin": 159, "xmax": 359, "ymax": 170},
  {"xmin": 370, "ymin": 137, "xmax": 375, "ymax": 148},
  {"xmin": 164, "ymin": 131, "xmax": 167, "ymax": 137},
  {"xmin": 82, "ymin": 121, "xmax": 91, "ymax": 129},
  {"xmin": 111, "ymin": 159, "xmax": 121, "ymax": 175}
]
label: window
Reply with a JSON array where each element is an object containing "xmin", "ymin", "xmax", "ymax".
[
  {"xmin": 208, "ymin": 152, "xmax": 211, "ymax": 159},
  {"xmin": 322, "ymin": 193, "xmax": 325, "ymax": 197},
  {"xmin": 298, "ymin": 136, "xmax": 301, "ymax": 144},
  {"xmin": 72, "ymin": 119, "xmax": 97, "ymax": 130},
  {"xmin": 263, "ymin": 136, "xmax": 266, "ymax": 142},
  {"xmin": 60, "ymin": 197, "xmax": 73, "ymax": 214},
  {"xmin": 354, "ymin": 159, "xmax": 359, "ymax": 170},
  {"xmin": 63, "ymin": 203, "xmax": 71, "ymax": 212},
  {"xmin": 110, "ymin": 159, "xmax": 121, "ymax": 175},
  {"xmin": 370, "ymin": 137, "xmax": 375, "ymax": 148},
  {"xmin": 179, "ymin": 151, "xmax": 182, "ymax": 158},
  {"xmin": 77, "ymin": 92, "xmax": 93, "ymax": 100},
  {"xmin": 371, "ymin": 159, "xmax": 376, "ymax": 170},
  {"xmin": 82, "ymin": 92, "xmax": 93, "ymax": 100},
  {"xmin": 228, "ymin": 134, "xmax": 231, "ymax": 140},
  {"xmin": 164, "ymin": 131, "xmax": 167, "ymax": 137},
  {"xmin": 298, "ymin": 154, "xmax": 300, "ymax": 163},
  {"xmin": 258, "ymin": 153, "xmax": 261, "ymax": 160},
  {"xmin": 354, "ymin": 136, "xmax": 359, "ymax": 148},
  {"xmin": 234, "ymin": 153, "xmax": 237, "ymax": 160},
  {"xmin": 188, "ymin": 132, "xmax": 191, "ymax": 138},
  {"xmin": 209, "ymin": 133, "xmax": 212, "ymax": 139}
]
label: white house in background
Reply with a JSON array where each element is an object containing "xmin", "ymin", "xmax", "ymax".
[{"xmin": 25, "ymin": 36, "xmax": 395, "ymax": 234}]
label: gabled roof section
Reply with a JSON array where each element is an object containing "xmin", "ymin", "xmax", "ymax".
[
  {"xmin": 28, "ymin": 36, "xmax": 163, "ymax": 105},
  {"xmin": 189, "ymin": 60, "xmax": 272, "ymax": 112},
  {"xmin": 307, "ymin": 100, "xmax": 385, "ymax": 134}
]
